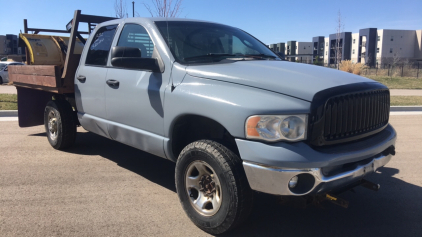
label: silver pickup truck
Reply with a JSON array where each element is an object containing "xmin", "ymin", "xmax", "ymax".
[{"xmin": 12, "ymin": 16, "xmax": 396, "ymax": 234}]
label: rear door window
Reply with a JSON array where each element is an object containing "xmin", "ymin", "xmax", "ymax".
[{"xmin": 85, "ymin": 25, "xmax": 118, "ymax": 66}]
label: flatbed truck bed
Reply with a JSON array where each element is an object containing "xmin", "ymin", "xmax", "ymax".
[{"xmin": 9, "ymin": 10, "xmax": 115, "ymax": 127}]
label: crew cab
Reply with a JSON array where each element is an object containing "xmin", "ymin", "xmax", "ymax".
[{"xmin": 10, "ymin": 11, "xmax": 396, "ymax": 234}]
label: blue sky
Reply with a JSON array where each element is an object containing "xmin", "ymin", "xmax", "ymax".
[{"xmin": 1, "ymin": 0, "xmax": 421, "ymax": 44}]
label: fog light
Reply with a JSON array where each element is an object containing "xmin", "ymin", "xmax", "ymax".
[{"xmin": 289, "ymin": 176, "xmax": 298, "ymax": 188}]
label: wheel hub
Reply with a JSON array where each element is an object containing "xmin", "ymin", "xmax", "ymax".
[
  {"xmin": 47, "ymin": 111, "xmax": 58, "ymax": 140},
  {"xmin": 199, "ymin": 175, "xmax": 216, "ymax": 198},
  {"xmin": 49, "ymin": 118, "xmax": 57, "ymax": 133},
  {"xmin": 185, "ymin": 160, "xmax": 222, "ymax": 216}
]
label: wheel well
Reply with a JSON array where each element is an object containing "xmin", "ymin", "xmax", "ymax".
[{"xmin": 171, "ymin": 115, "xmax": 239, "ymax": 159}]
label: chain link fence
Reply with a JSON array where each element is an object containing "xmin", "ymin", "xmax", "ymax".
[{"xmin": 360, "ymin": 62, "xmax": 421, "ymax": 78}]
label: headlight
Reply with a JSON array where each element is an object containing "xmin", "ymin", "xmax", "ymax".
[{"xmin": 246, "ymin": 115, "xmax": 307, "ymax": 142}]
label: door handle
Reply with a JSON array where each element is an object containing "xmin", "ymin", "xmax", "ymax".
[
  {"xmin": 77, "ymin": 75, "xmax": 86, "ymax": 82},
  {"xmin": 106, "ymin": 79, "xmax": 120, "ymax": 87}
]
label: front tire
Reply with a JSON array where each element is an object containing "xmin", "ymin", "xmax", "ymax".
[
  {"xmin": 175, "ymin": 140, "xmax": 253, "ymax": 235},
  {"xmin": 44, "ymin": 100, "xmax": 76, "ymax": 150}
]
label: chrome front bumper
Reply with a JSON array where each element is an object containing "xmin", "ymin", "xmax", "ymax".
[{"xmin": 243, "ymin": 153, "xmax": 392, "ymax": 196}]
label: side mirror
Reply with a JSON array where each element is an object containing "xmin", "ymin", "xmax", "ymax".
[
  {"xmin": 4, "ymin": 67, "xmax": 7, "ymax": 71},
  {"xmin": 110, "ymin": 46, "xmax": 160, "ymax": 73}
]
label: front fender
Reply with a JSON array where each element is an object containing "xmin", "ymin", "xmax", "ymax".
[{"xmin": 164, "ymin": 74, "xmax": 311, "ymax": 139}]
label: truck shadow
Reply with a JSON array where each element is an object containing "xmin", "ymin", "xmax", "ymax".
[
  {"xmin": 224, "ymin": 167, "xmax": 422, "ymax": 237},
  {"xmin": 63, "ymin": 131, "xmax": 177, "ymax": 192},
  {"xmin": 36, "ymin": 131, "xmax": 422, "ymax": 237}
]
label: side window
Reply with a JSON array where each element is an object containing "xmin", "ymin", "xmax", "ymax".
[
  {"xmin": 117, "ymin": 24, "xmax": 154, "ymax": 58},
  {"xmin": 85, "ymin": 25, "xmax": 118, "ymax": 66}
]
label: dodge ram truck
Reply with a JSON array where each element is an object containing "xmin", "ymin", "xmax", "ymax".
[{"xmin": 10, "ymin": 11, "xmax": 396, "ymax": 234}]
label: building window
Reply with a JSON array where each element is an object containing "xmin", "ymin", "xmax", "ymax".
[
  {"xmin": 352, "ymin": 49, "xmax": 355, "ymax": 54},
  {"xmin": 353, "ymin": 39, "xmax": 355, "ymax": 44},
  {"xmin": 391, "ymin": 36, "xmax": 393, "ymax": 41},
  {"xmin": 377, "ymin": 48, "xmax": 379, "ymax": 53},
  {"xmin": 377, "ymin": 36, "xmax": 380, "ymax": 41},
  {"xmin": 326, "ymin": 42, "xmax": 328, "ymax": 46},
  {"xmin": 325, "ymin": 51, "xmax": 327, "ymax": 55},
  {"xmin": 390, "ymin": 48, "xmax": 393, "ymax": 53}
]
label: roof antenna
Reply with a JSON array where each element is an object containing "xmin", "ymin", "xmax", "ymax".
[{"xmin": 166, "ymin": 15, "xmax": 175, "ymax": 92}]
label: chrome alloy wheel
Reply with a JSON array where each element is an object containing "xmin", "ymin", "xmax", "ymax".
[
  {"xmin": 47, "ymin": 110, "xmax": 58, "ymax": 140},
  {"xmin": 185, "ymin": 160, "xmax": 222, "ymax": 216}
]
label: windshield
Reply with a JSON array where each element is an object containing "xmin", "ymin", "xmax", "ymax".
[
  {"xmin": 0, "ymin": 63, "xmax": 6, "ymax": 71},
  {"xmin": 155, "ymin": 21, "xmax": 279, "ymax": 64}
]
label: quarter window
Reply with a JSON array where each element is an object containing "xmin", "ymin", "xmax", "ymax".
[
  {"xmin": 117, "ymin": 24, "xmax": 154, "ymax": 58},
  {"xmin": 85, "ymin": 25, "xmax": 118, "ymax": 66}
]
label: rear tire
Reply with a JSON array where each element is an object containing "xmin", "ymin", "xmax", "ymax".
[
  {"xmin": 0, "ymin": 77, "xmax": 3, "ymax": 84},
  {"xmin": 175, "ymin": 140, "xmax": 253, "ymax": 235},
  {"xmin": 44, "ymin": 100, "xmax": 76, "ymax": 150}
]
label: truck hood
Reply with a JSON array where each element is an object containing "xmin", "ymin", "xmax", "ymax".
[{"xmin": 186, "ymin": 60, "xmax": 376, "ymax": 101}]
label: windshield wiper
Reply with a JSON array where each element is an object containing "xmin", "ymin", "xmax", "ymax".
[
  {"xmin": 244, "ymin": 54, "xmax": 277, "ymax": 59},
  {"xmin": 184, "ymin": 53, "xmax": 243, "ymax": 62}
]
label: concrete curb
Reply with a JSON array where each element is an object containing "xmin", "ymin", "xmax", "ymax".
[
  {"xmin": 390, "ymin": 106, "xmax": 422, "ymax": 112},
  {"xmin": 0, "ymin": 110, "xmax": 18, "ymax": 117}
]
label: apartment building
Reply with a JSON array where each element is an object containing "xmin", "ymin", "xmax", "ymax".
[
  {"xmin": 271, "ymin": 28, "xmax": 422, "ymax": 67},
  {"xmin": 269, "ymin": 42, "xmax": 285, "ymax": 58},
  {"xmin": 0, "ymin": 34, "xmax": 25, "ymax": 56},
  {"xmin": 312, "ymin": 36, "xmax": 324, "ymax": 63},
  {"xmin": 315, "ymin": 28, "xmax": 422, "ymax": 66},
  {"xmin": 269, "ymin": 41, "xmax": 312, "ymax": 62},
  {"xmin": 0, "ymin": 35, "xmax": 6, "ymax": 55},
  {"xmin": 376, "ymin": 29, "xmax": 422, "ymax": 65},
  {"xmin": 295, "ymin": 42, "xmax": 313, "ymax": 63}
]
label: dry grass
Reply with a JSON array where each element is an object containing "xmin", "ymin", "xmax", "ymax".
[
  {"xmin": 365, "ymin": 76, "xmax": 422, "ymax": 89},
  {"xmin": 339, "ymin": 60, "xmax": 367, "ymax": 75},
  {"xmin": 0, "ymin": 94, "xmax": 17, "ymax": 110},
  {"xmin": 352, "ymin": 63, "xmax": 365, "ymax": 75},
  {"xmin": 390, "ymin": 96, "xmax": 422, "ymax": 106},
  {"xmin": 339, "ymin": 60, "xmax": 353, "ymax": 73}
]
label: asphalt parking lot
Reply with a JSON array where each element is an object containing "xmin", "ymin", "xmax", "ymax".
[{"xmin": 1, "ymin": 115, "xmax": 421, "ymax": 236}]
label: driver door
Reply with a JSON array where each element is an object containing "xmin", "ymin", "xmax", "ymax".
[{"xmin": 105, "ymin": 23, "xmax": 167, "ymax": 158}]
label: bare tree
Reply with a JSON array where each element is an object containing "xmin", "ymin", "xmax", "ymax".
[
  {"xmin": 143, "ymin": 0, "xmax": 183, "ymax": 17},
  {"xmin": 334, "ymin": 10, "xmax": 344, "ymax": 70},
  {"xmin": 391, "ymin": 51, "xmax": 404, "ymax": 67},
  {"xmin": 115, "ymin": 0, "xmax": 128, "ymax": 18},
  {"xmin": 366, "ymin": 53, "xmax": 373, "ymax": 66}
]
